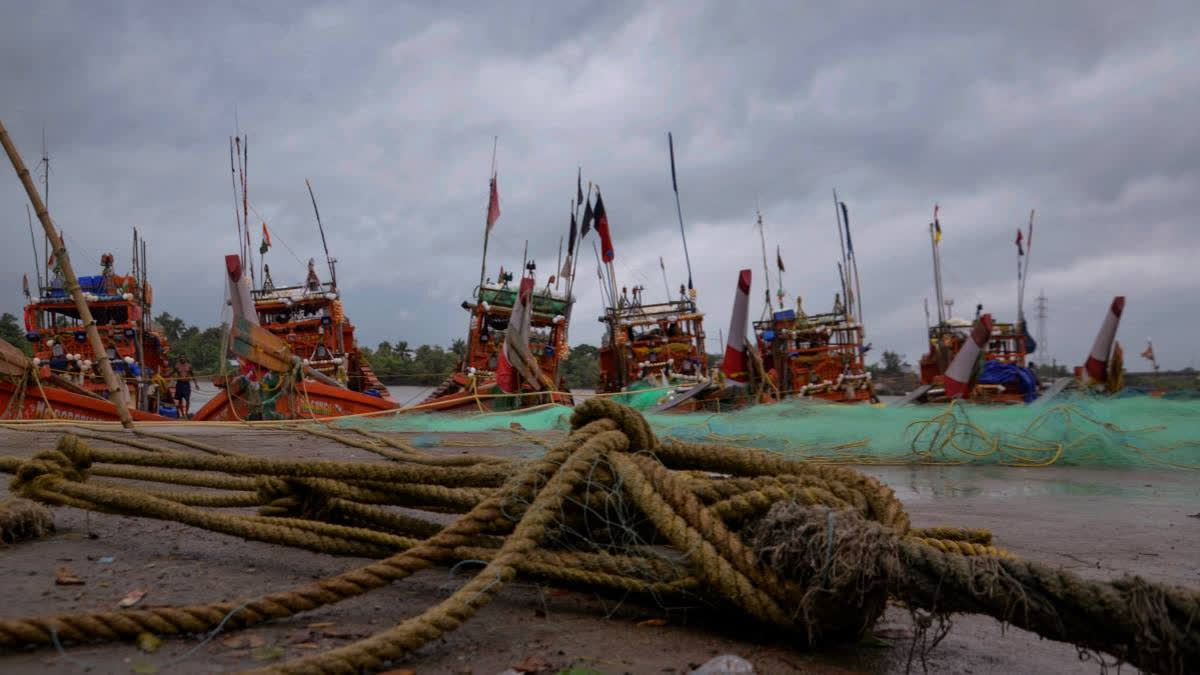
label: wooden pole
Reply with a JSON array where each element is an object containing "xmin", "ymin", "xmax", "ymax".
[{"xmin": 1, "ymin": 118, "xmax": 134, "ymax": 426}]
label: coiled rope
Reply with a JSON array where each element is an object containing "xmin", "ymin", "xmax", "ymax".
[{"xmin": 0, "ymin": 399, "xmax": 1196, "ymax": 674}]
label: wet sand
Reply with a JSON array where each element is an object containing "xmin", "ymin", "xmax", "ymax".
[{"xmin": 0, "ymin": 426, "xmax": 1196, "ymax": 674}]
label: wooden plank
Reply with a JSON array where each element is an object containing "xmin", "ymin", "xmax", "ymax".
[
  {"xmin": 1032, "ymin": 377, "xmax": 1073, "ymax": 406},
  {"xmin": 892, "ymin": 384, "xmax": 932, "ymax": 407},
  {"xmin": 0, "ymin": 338, "xmax": 31, "ymax": 377},
  {"xmin": 651, "ymin": 380, "xmax": 713, "ymax": 412},
  {"xmin": 231, "ymin": 317, "xmax": 292, "ymax": 372}
]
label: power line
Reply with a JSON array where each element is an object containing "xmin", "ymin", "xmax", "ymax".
[{"xmin": 1035, "ymin": 290, "xmax": 1049, "ymax": 364}]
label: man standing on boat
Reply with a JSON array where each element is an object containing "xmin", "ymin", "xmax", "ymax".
[{"xmin": 172, "ymin": 355, "xmax": 197, "ymax": 418}]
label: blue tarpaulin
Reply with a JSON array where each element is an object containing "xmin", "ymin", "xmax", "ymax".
[{"xmin": 978, "ymin": 360, "xmax": 1040, "ymax": 402}]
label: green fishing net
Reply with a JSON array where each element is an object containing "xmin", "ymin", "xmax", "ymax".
[{"xmin": 332, "ymin": 393, "xmax": 1200, "ymax": 469}]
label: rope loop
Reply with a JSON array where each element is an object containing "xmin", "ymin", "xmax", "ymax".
[
  {"xmin": 10, "ymin": 434, "xmax": 93, "ymax": 498},
  {"xmin": 570, "ymin": 398, "xmax": 658, "ymax": 452}
]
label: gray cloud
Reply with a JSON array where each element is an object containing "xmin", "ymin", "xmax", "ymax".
[{"xmin": 3, "ymin": 0, "xmax": 1198, "ymax": 369}]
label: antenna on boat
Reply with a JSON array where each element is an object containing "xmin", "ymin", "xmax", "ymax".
[
  {"xmin": 27, "ymin": 204, "xmax": 41, "ymax": 290},
  {"xmin": 667, "ymin": 132, "xmax": 694, "ymax": 294},
  {"xmin": 659, "ymin": 256, "xmax": 671, "ymax": 302},
  {"xmin": 1017, "ymin": 209, "xmax": 1035, "ymax": 333},
  {"xmin": 40, "ymin": 128, "xmax": 49, "ymax": 289},
  {"xmin": 305, "ymin": 178, "xmax": 337, "ymax": 290}
]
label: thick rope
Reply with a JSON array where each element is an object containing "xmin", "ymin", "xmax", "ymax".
[{"xmin": 0, "ymin": 399, "xmax": 1195, "ymax": 675}]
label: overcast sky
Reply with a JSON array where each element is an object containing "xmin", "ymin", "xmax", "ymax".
[{"xmin": 3, "ymin": 1, "xmax": 1197, "ymax": 369}]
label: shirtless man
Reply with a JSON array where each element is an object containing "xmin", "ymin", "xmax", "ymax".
[{"xmin": 172, "ymin": 356, "xmax": 198, "ymax": 418}]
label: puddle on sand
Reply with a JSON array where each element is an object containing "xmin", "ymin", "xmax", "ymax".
[{"xmin": 867, "ymin": 465, "xmax": 1200, "ymax": 504}]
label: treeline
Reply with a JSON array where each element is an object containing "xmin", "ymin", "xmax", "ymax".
[
  {"xmin": 361, "ymin": 340, "xmax": 466, "ymax": 386},
  {"xmin": 154, "ymin": 313, "xmax": 226, "ymax": 373},
  {"xmin": 362, "ymin": 340, "xmax": 604, "ymax": 389}
]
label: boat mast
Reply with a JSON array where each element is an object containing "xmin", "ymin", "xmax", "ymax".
[
  {"xmin": 477, "ymin": 136, "xmax": 498, "ymax": 297},
  {"xmin": 832, "ymin": 189, "xmax": 850, "ymax": 321},
  {"xmin": 926, "ymin": 204, "xmax": 945, "ymax": 324},
  {"xmin": 755, "ymin": 209, "xmax": 772, "ymax": 319},
  {"xmin": 667, "ymin": 132, "xmax": 695, "ymax": 294},
  {"xmin": 1, "ymin": 117, "xmax": 134, "ymax": 427},
  {"xmin": 305, "ymin": 179, "xmax": 337, "ymax": 290}
]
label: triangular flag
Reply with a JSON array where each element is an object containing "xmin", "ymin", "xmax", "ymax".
[
  {"xmin": 486, "ymin": 174, "xmax": 501, "ymax": 232},
  {"xmin": 580, "ymin": 197, "xmax": 594, "ymax": 239},
  {"xmin": 776, "ymin": 245, "xmax": 785, "ymax": 272},
  {"xmin": 1015, "ymin": 228, "xmax": 1024, "ymax": 256},
  {"xmin": 594, "ymin": 191, "xmax": 613, "ymax": 263},
  {"xmin": 259, "ymin": 223, "xmax": 272, "ymax": 255}
]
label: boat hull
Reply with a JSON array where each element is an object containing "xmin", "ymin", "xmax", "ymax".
[
  {"xmin": 0, "ymin": 381, "xmax": 169, "ymax": 422},
  {"xmin": 192, "ymin": 378, "xmax": 398, "ymax": 421},
  {"xmin": 419, "ymin": 372, "xmax": 572, "ymax": 412}
]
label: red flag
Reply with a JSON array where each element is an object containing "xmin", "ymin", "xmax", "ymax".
[
  {"xmin": 1015, "ymin": 228, "xmax": 1024, "ymax": 256},
  {"xmin": 486, "ymin": 174, "xmax": 501, "ymax": 232},
  {"xmin": 594, "ymin": 190, "xmax": 614, "ymax": 263}
]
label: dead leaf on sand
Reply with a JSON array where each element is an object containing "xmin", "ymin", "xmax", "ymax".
[
  {"xmin": 636, "ymin": 618, "xmax": 667, "ymax": 627},
  {"xmin": 118, "ymin": 589, "xmax": 147, "ymax": 608},
  {"xmin": 512, "ymin": 654, "xmax": 549, "ymax": 673},
  {"xmin": 55, "ymin": 567, "xmax": 85, "ymax": 586},
  {"xmin": 219, "ymin": 634, "xmax": 267, "ymax": 650}
]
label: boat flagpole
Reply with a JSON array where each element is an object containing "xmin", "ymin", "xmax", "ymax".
[
  {"xmin": 305, "ymin": 179, "xmax": 336, "ymax": 290},
  {"xmin": 1, "ymin": 117, "xmax": 135, "ymax": 427},
  {"xmin": 668, "ymin": 132, "xmax": 694, "ymax": 293}
]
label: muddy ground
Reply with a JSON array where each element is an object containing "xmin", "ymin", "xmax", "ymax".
[{"xmin": 0, "ymin": 425, "xmax": 1197, "ymax": 674}]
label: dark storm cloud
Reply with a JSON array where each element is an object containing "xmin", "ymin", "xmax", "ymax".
[{"xmin": 2, "ymin": 0, "xmax": 1197, "ymax": 368}]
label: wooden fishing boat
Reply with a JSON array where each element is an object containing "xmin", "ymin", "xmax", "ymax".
[
  {"xmin": 421, "ymin": 266, "xmax": 574, "ymax": 412},
  {"xmin": 248, "ymin": 262, "xmax": 390, "ymax": 400},
  {"xmin": 917, "ymin": 317, "xmax": 1037, "ymax": 404},
  {"xmin": 754, "ymin": 303, "xmax": 875, "ymax": 404},
  {"xmin": 0, "ymin": 333, "xmax": 167, "ymax": 422},
  {"xmin": 597, "ymin": 288, "xmax": 708, "ymax": 395},
  {"xmin": 911, "ymin": 208, "xmax": 1041, "ymax": 405},
  {"xmin": 194, "ymin": 251, "xmax": 398, "ymax": 421},
  {"xmin": 18, "ymin": 240, "xmax": 175, "ymax": 418},
  {"xmin": 193, "ymin": 152, "xmax": 395, "ymax": 420}
]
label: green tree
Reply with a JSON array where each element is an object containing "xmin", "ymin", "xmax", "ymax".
[
  {"xmin": 561, "ymin": 343, "xmax": 600, "ymax": 389},
  {"xmin": 0, "ymin": 313, "xmax": 32, "ymax": 357}
]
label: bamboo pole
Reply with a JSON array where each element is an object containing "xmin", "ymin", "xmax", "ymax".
[{"xmin": 0, "ymin": 118, "xmax": 135, "ymax": 427}]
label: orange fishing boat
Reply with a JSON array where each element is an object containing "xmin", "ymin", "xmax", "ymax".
[
  {"xmin": 193, "ymin": 150, "xmax": 396, "ymax": 420},
  {"xmin": 597, "ymin": 288, "xmax": 708, "ymax": 394},
  {"xmin": 193, "ymin": 256, "xmax": 397, "ymax": 421},
  {"xmin": 421, "ymin": 161, "xmax": 575, "ymax": 413},
  {"xmin": 754, "ymin": 303, "xmax": 875, "ymax": 404},
  {"xmin": 752, "ymin": 199, "xmax": 876, "ymax": 404},
  {"xmin": 9, "ymin": 235, "xmax": 175, "ymax": 419},
  {"xmin": 912, "ymin": 207, "xmax": 1041, "ymax": 404},
  {"xmin": 421, "ymin": 265, "xmax": 574, "ymax": 412}
]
